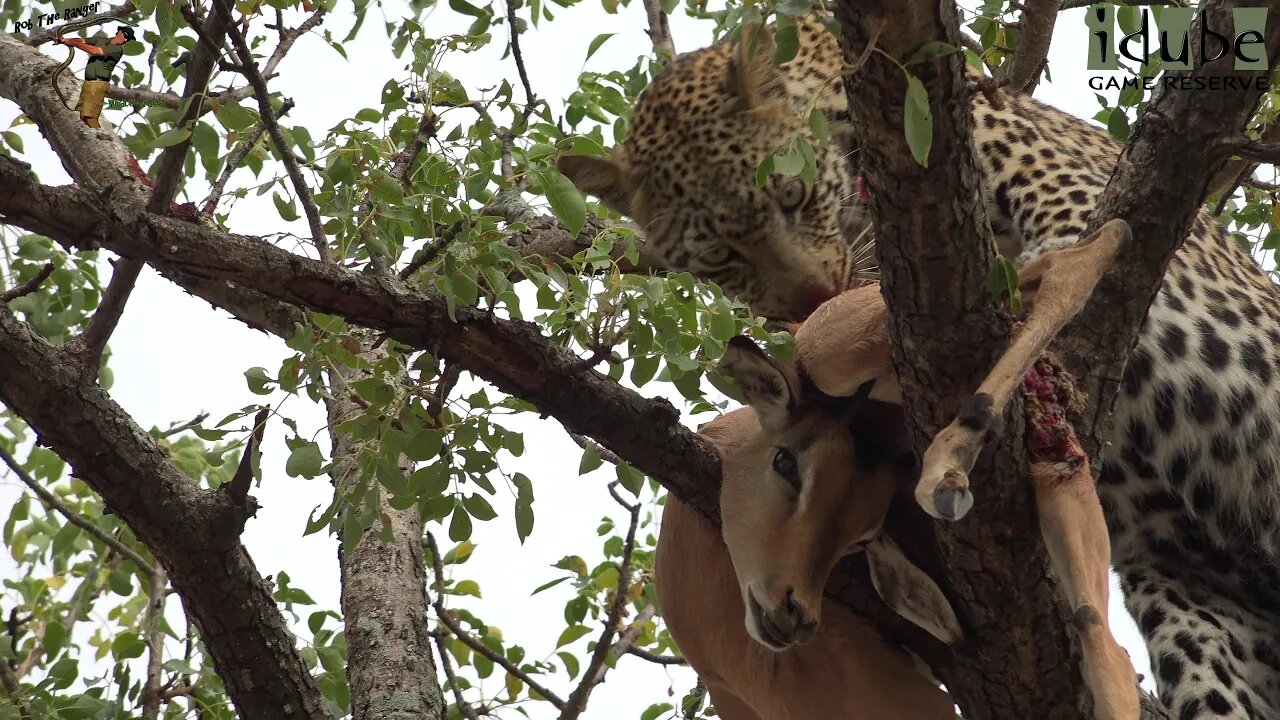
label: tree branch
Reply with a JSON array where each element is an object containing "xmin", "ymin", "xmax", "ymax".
[
  {"xmin": 426, "ymin": 533, "xmax": 567, "ymax": 710},
  {"xmin": 0, "ymin": 262, "xmax": 54, "ymax": 302},
  {"xmin": 0, "ymin": 305, "xmax": 330, "ymax": 720},
  {"xmin": 1006, "ymin": 0, "xmax": 1058, "ymax": 94},
  {"xmin": 0, "ymin": 444, "xmax": 157, "ymax": 576},
  {"xmin": 640, "ymin": 0, "xmax": 676, "ymax": 60},
  {"xmin": 201, "ymin": 99, "xmax": 295, "ymax": 216},
  {"xmin": 140, "ymin": 569, "xmax": 169, "ymax": 719},
  {"xmin": 225, "ymin": 18, "xmax": 328, "ymax": 261},
  {"xmin": 561, "ymin": 482, "xmax": 640, "ymax": 718}
]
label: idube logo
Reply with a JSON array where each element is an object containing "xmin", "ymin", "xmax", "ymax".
[{"xmin": 1086, "ymin": 4, "xmax": 1270, "ymax": 91}]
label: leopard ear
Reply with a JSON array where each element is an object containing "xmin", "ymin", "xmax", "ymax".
[
  {"xmin": 724, "ymin": 21, "xmax": 786, "ymax": 114},
  {"xmin": 556, "ymin": 149, "xmax": 635, "ymax": 217}
]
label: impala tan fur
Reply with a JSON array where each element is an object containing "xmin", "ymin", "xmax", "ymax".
[
  {"xmin": 656, "ymin": 408, "xmax": 957, "ymax": 719},
  {"xmin": 780, "ymin": 219, "xmax": 1138, "ymax": 720}
]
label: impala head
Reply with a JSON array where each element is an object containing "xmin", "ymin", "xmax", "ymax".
[
  {"xmin": 557, "ymin": 19, "xmax": 872, "ymax": 322},
  {"xmin": 716, "ymin": 335, "xmax": 912, "ymax": 651}
]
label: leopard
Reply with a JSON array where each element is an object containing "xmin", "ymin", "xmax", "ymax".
[{"xmin": 558, "ymin": 15, "xmax": 1280, "ymax": 720}]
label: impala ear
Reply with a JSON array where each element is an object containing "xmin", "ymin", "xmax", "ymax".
[
  {"xmin": 865, "ymin": 533, "xmax": 964, "ymax": 646},
  {"xmin": 719, "ymin": 336, "xmax": 799, "ymax": 433},
  {"xmin": 556, "ymin": 149, "xmax": 635, "ymax": 217},
  {"xmin": 724, "ymin": 21, "xmax": 786, "ymax": 114}
]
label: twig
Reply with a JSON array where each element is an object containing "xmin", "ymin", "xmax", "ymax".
[
  {"xmin": 625, "ymin": 646, "xmax": 686, "ymax": 665},
  {"xmin": 426, "ymin": 533, "xmax": 566, "ymax": 709},
  {"xmin": 226, "ymin": 408, "xmax": 269, "ymax": 501},
  {"xmin": 681, "ymin": 679, "xmax": 707, "ymax": 720},
  {"xmin": 359, "ymin": 110, "xmax": 439, "ymax": 272},
  {"xmin": 432, "ymin": 629, "xmax": 479, "ymax": 720},
  {"xmin": 399, "ymin": 223, "xmax": 462, "ymax": 280},
  {"xmin": 140, "ymin": 569, "xmax": 169, "ymax": 718},
  {"xmin": 200, "ymin": 99, "xmax": 295, "ymax": 216},
  {"xmin": 505, "ymin": 0, "xmax": 536, "ymax": 122},
  {"xmin": 158, "ymin": 412, "xmax": 211, "ymax": 439},
  {"xmin": 568, "ymin": 433, "xmax": 622, "ymax": 467},
  {"xmin": 640, "ymin": 0, "xmax": 676, "ymax": 59},
  {"xmin": 0, "ymin": 445, "xmax": 156, "ymax": 576},
  {"xmin": 0, "ymin": 660, "xmax": 31, "ymax": 720},
  {"xmin": 560, "ymin": 481, "xmax": 640, "ymax": 718},
  {"xmin": 69, "ymin": 258, "xmax": 142, "ymax": 377},
  {"xmin": 0, "ymin": 263, "xmax": 54, "ymax": 302},
  {"xmin": 225, "ymin": 21, "xmax": 329, "ymax": 261}
]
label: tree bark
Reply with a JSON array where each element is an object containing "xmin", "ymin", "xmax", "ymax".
[
  {"xmin": 835, "ymin": 3, "xmax": 1084, "ymax": 718},
  {"xmin": 1064, "ymin": 0, "xmax": 1280, "ymax": 462},
  {"xmin": 330, "ymin": 348, "xmax": 446, "ymax": 720},
  {"xmin": 0, "ymin": 306, "xmax": 330, "ymax": 720}
]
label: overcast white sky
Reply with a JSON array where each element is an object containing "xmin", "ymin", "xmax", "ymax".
[{"xmin": 0, "ymin": 2, "xmax": 1166, "ymax": 717}]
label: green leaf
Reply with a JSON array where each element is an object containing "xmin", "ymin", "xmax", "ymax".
[
  {"xmin": 773, "ymin": 22, "xmax": 800, "ymax": 64},
  {"xmin": 586, "ymin": 33, "xmax": 615, "ymax": 61},
  {"xmin": 986, "ymin": 255, "xmax": 1022, "ymax": 312},
  {"xmin": 906, "ymin": 41, "xmax": 958, "ymax": 65},
  {"xmin": 808, "ymin": 109, "xmax": 829, "ymax": 145},
  {"xmin": 558, "ymin": 650, "xmax": 580, "ymax": 679},
  {"xmin": 462, "ymin": 494, "xmax": 498, "ymax": 521},
  {"xmin": 355, "ymin": 108, "xmax": 382, "ymax": 123},
  {"xmin": 285, "ymin": 441, "xmax": 324, "ymax": 478},
  {"xmin": 108, "ymin": 569, "xmax": 133, "ymax": 596},
  {"xmin": 111, "ymin": 632, "xmax": 145, "ymax": 660},
  {"xmin": 1106, "ymin": 108, "xmax": 1131, "ymax": 141},
  {"xmin": 2, "ymin": 130, "xmax": 24, "ymax": 153},
  {"xmin": 407, "ymin": 429, "xmax": 444, "ymax": 461},
  {"xmin": 43, "ymin": 619, "xmax": 67, "ymax": 657},
  {"xmin": 616, "ymin": 463, "xmax": 644, "ymax": 496},
  {"xmin": 537, "ymin": 170, "xmax": 588, "ymax": 235},
  {"xmin": 532, "ymin": 576, "xmax": 569, "ymax": 595},
  {"xmin": 578, "ymin": 445, "xmax": 603, "ymax": 475},
  {"xmin": 273, "ymin": 191, "xmax": 299, "ymax": 222},
  {"xmin": 151, "ymin": 127, "xmax": 192, "ymax": 149},
  {"xmin": 244, "ymin": 367, "xmax": 273, "ymax": 395},
  {"xmin": 449, "ymin": 505, "xmax": 473, "ymax": 542},
  {"xmin": 449, "ymin": 0, "xmax": 486, "ymax": 17},
  {"xmin": 51, "ymin": 523, "xmax": 80, "ymax": 555},
  {"xmin": 556, "ymin": 624, "xmax": 591, "ymax": 648},
  {"xmin": 443, "ymin": 540, "xmax": 475, "ymax": 564},
  {"xmin": 455, "ymin": 579, "xmax": 482, "ymax": 597},
  {"xmin": 642, "ymin": 704, "xmax": 675, "ymax": 720},
  {"xmin": 904, "ymin": 75, "xmax": 933, "ymax": 168}
]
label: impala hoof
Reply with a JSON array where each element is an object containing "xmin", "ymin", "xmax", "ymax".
[{"xmin": 932, "ymin": 477, "xmax": 973, "ymax": 521}]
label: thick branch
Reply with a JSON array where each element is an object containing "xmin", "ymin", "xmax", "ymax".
[
  {"xmin": 1006, "ymin": 0, "xmax": 1058, "ymax": 94},
  {"xmin": 0, "ymin": 306, "xmax": 329, "ymax": 720},
  {"xmin": 1064, "ymin": 1, "xmax": 1280, "ymax": 461},
  {"xmin": 835, "ymin": 2, "xmax": 1092, "ymax": 718}
]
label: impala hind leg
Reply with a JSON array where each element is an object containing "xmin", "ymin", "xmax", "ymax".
[
  {"xmin": 914, "ymin": 219, "xmax": 1131, "ymax": 521},
  {"xmin": 1033, "ymin": 455, "xmax": 1139, "ymax": 720}
]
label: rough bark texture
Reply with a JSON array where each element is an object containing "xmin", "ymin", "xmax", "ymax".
[
  {"xmin": 0, "ymin": 154, "xmax": 725, "ymax": 525},
  {"xmin": 0, "ymin": 307, "xmax": 329, "ymax": 720},
  {"xmin": 836, "ymin": 1, "xmax": 1280, "ymax": 718},
  {"xmin": 835, "ymin": 3, "xmax": 1084, "ymax": 718},
  {"xmin": 330, "ymin": 350, "xmax": 445, "ymax": 720},
  {"xmin": 1064, "ymin": 0, "xmax": 1280, "ymax": 463}
]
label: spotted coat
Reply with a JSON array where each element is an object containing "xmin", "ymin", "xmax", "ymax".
[{"xmin": 559, "ymin": 16, "xmax": 1280, "ymax": 720}]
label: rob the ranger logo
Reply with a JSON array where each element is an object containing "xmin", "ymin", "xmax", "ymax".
[{"xmin": 1087, "ymin": 4, "xmax": 1269, "ymax": 72}]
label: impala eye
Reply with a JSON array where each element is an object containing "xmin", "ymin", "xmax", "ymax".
[
  {"xmin": 773, "ymin": 177, "xmax": 808, "ymax": 213},
  {"xmin": 771, "ymin": 447, "xmax": 800, "ymax": 491}
]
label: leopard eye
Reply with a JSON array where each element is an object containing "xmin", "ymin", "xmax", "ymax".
[
  {"xmin": 773, "ymin": 176, "xmax": 808, "ymax": 213},
  {"xmin": 700, "ymin": 244, "xmax": 732, "ymax": 267}
]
